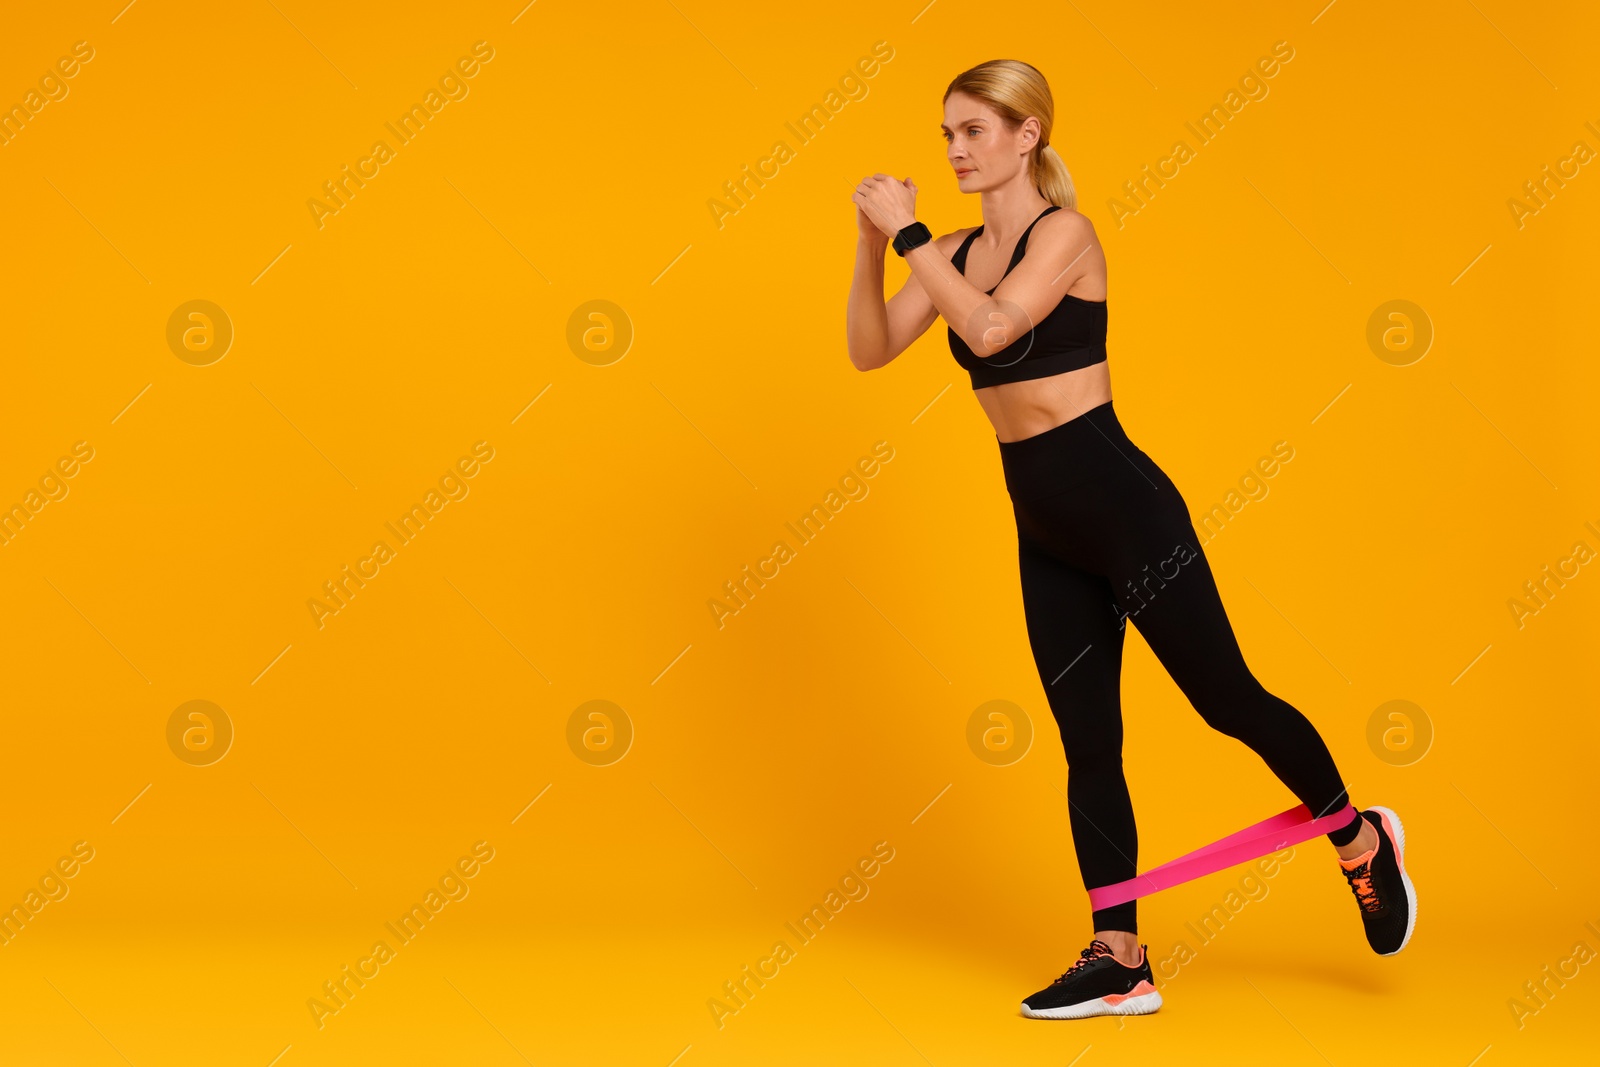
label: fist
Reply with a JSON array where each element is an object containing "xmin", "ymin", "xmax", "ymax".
[{"xmin": 852, "ymin": 174, "xmax": 918, "ymax": 238}]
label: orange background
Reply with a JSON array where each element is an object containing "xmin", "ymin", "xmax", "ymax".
[{"xmin": 1, "ymin": 1, "xmax": 1596, "ymax": 1063}]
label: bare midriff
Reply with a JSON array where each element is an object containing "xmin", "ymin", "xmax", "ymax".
[{"xmin": 974, "ymin": 360, "xmax": 1113, "ymax": 443}]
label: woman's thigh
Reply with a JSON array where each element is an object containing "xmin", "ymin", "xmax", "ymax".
[
  {"xmin": 1084, "ymin": 464, "xmax": 1262, "ymax": 714},
  {"xmin": 1015, "ymin": 533, "xmax": 1128, "ymax": 761},
  {"xmin": 1016, "ymin": 454, "xmax": 1257, "ymax": 702}
]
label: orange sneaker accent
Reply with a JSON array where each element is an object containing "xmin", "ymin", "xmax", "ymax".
[
  {"xmin": 1338, "ymin": 828, "xmax": 1379, "ymax": 870},
  {"xmin": 1338, "ymin": 846, "xmax": 1376, "ymax": 869},
  {"xmin": 1338, "ymin": 824, "xmax": 1383, "ymax": 914},
  {"xmin": 1103, "ymin": 981, "xmax": 1157, "ymax": 1004},
  {"xmin": 1109, "ymin": 945, "xmax": 1145, "ymax": 967},
  {"xmin": 1376, "ymin": 810, "xmax": 1406, "ymax": 875},
  {"xmin": 1346, "ymin": 868, "xmax": 1378, "ymax": 912}
]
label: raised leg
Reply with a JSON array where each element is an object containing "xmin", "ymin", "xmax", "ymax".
[{"xmin": 1103, "ymin": 478, "xmax": 1360, "ymax": 843}]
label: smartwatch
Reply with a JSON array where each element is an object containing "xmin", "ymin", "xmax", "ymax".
[{"xmin": 892, "ymin": 221, "xmax": 932, "ymax": 257}]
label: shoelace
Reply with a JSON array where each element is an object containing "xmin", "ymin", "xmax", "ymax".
[
  {"xmin": 1053, "ymin": 940, "xmax": 1116, "ymax": 984},
  {"xmin": 1341, "ymin": 858, "xmax": 1383, "ymax": 913}
]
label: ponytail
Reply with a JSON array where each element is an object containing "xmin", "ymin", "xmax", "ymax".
[{"xmin": 1035, "ymin": 144, "xmax": 1076, "ymax": 209}]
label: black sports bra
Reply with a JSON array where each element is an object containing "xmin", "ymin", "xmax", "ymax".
[{"xmin": 946, "ymin": 205, "xmax": 1108, "ymax": 389}]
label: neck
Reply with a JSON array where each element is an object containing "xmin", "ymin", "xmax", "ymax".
[{"xmin": 978, "ymin": 177, "xmax": 1051, "ymax": 242}]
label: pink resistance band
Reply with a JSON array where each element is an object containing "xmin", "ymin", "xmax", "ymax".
[{"xmin": 1087, "ymin": 802, "xmax": 1360, "ymax": 912}]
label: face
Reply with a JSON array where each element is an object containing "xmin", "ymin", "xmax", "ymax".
[{"xmin": 942, "ymin": 91, "xmax": 1038, "ymax": 190}]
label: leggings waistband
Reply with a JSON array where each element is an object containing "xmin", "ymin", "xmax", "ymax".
[{"xmin": 997, "ymin": 400, "xmax": 1134, "ymax": 499}]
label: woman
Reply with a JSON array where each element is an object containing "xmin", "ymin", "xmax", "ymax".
[{"xmin": 846, "ymin": 59, "xmax": 1416, "ymax": 1020}]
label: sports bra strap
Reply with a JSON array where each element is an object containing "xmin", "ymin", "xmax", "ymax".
[
  {"xmin": 1005, "ymin": 204, "xmax": 1061, "ymax": 274},
  {"xmin": 952, "ymin": 227, "xmax": 983, "ymax": 272},
  {"xmin": 951, "ymin": 205, "xmax": 1061, "ymax": 287}
]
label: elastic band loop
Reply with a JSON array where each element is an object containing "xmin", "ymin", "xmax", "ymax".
[{"xmin": 1087, "ymin": 803, "xmax": 1358, "ymax": 912}]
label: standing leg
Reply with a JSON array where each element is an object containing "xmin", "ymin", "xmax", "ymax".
[{"xmin": 1016, "ymin": 533, "xmax": 1143, "ymax": 934}]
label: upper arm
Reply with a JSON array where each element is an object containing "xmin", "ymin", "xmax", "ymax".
[
  {"xmin": 985, "ymin": 211, "xmax": 1105, "ymax": 348},
  {"xmin": 874, "ymin": 228, "xmax": 975, "ymax": 366}
]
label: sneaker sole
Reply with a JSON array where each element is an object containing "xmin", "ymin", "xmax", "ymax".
[
  {"xmin": 1366, "ymin": 805, "xmax": 1417, "ymax": 955},
  {"xmin": 1021, "ymin": 985, "xmax": 1163, "ymax": 1019}
]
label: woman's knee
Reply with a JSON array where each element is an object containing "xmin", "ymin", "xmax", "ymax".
[
  {"xmin": 1188, "ymin": 674, "xmax": 1274, "ymax": 738},
  {"xmin": 1053, "ymin": 704, "xmax": 1126, "ymax": 768}
]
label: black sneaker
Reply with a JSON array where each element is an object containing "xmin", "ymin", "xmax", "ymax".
[
  {"xmin": 1020, "ymin": 939, "xmax": 1162, "ymax": 1019},
  {"xmin": 1337, "ymin": 805, "xmax": 1416, "ymax": 955}
]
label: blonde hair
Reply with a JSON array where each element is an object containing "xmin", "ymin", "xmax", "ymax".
[{"xmin": 943, "ymin": 59, "xmax": 1075, "ymax": 209}]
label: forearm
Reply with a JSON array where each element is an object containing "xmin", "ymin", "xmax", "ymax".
[
  {"xmin": 902, "ymin": 238, "xmax": 998, "ymax": 356},
  {"xmin": 846, "ymin": 234, "xmax": 891, "ymax": 369}
]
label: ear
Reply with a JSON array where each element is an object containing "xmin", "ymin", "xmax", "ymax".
[{"xmin": 1019, "ymin": 115, "xmax": 1043, "ymax": 151}]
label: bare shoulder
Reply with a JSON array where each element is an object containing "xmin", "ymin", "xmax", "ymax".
[
  {"xmin": 1035, "ymin": 207, "xmax": 1100, "ymax": 250},
  {"xmin": 1034, "ymin": 208, "xmax": 1106, "ymax": 298},
  {"xmin": 932, "ymin": 225, "xmax": 980, "ymax": 258}
]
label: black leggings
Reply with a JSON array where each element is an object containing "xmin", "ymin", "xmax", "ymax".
[{"xmin": 1001, "ymin": 401, "xmax": 1364, "ymax": 934}]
